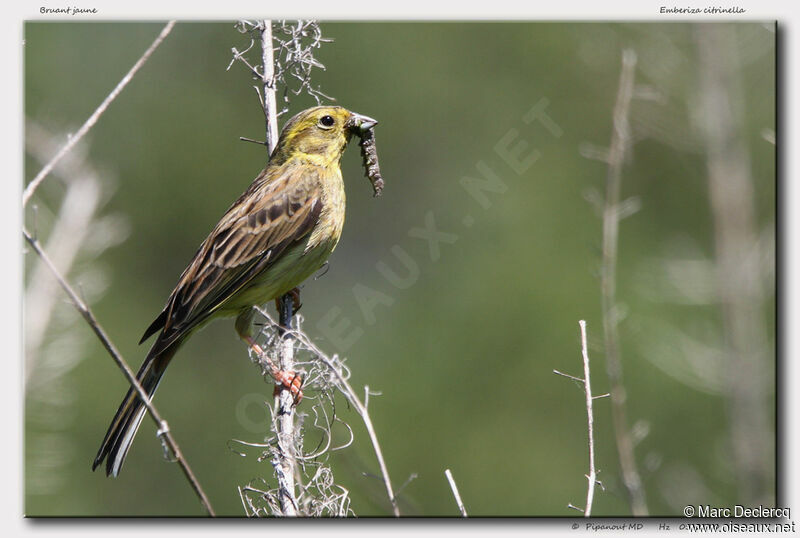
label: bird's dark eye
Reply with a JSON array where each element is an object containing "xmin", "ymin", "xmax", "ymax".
[{"xmin": 319, "ymin": 115, "xmax": 335, "ymax": 128}]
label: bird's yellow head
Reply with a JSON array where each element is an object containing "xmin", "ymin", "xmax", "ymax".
[{"xmin": 271, "ymin": 106, "xmax": 378, "ymax": 167}]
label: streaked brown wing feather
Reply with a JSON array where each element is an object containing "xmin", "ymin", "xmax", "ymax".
[{"xmin": 141, "ymin": 164, "xmax": 322, "ymax": 348}]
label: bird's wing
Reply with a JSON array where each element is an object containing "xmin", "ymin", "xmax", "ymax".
[{"xmin": 140, "ymin": 163, "xmax": 323, "ymax": 349}]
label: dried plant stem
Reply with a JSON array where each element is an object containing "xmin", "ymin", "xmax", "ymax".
[
  {"xmin": 253, "ymin": 309, "xmax": 400, "ymax": 516},
  {"xmin": 22, "ymin": 21, "xmax": 176, "ymax": 207},
  {"xmin": 22, "ymin": 228, "xmax": 215, "ymax": 517},
  {"xmin": 257, "ymin": 19, "xmax": 298, "ymax": 516},
  {"xmin": 553, "ymin": 320, "xmax": 607, "ymax": 517},
  {"xmin": 444, "ymin": 469, "xmax": 467, "ymax": 517},
  {"xmin": 260, "ymin": 21, "xmax": 280, "ymax": 156},
  {"xmin": 600, "ymin": 49, "xmax": 648, "ymax": 516},
  {"xmin": 579, "ymin": 320, "xmax": 598, "ymax": 517},
  {"xmin": 274, "ymin": 295, "xmax": 298, "ymax": 516}
]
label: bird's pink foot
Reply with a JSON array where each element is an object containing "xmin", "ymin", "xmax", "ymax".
[
  {"xmin": 272, "ymin": 370, "xmax": 304, "ymax": 404},
  {"xmin": 244, "ymin": 336, "xmax": 303, "ymax": 404}
]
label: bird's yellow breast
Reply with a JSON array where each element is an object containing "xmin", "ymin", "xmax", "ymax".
[{"xmin": 307, "ymin": 166, "xmax": 346, "ymax": 252}]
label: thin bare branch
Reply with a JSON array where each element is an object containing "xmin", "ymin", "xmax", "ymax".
[
  {"xmin": 239, "ymin": 136, "xmax": 267, "ymax": 146},
  {"xmin": 579, "ymin": 320, "xmax": 598, "ymax": 518},
  {"xmin": 260, "ymin": 21, "xmax": 280, "ymax": 155},
  {"xmin": 231, "ymin": 20, "xmax": 300, "ymax": 515},
  {"xmin": 445, "ymin": 469, "xmax": 467, "ymax": 517},
  {"xmin": 258, "ymin": 19, "xmax": 299, "ymax": 516},
  {"xmin": 553, "ymin": 369, "xmax": 585, "ymax": 384},
  {"xmin": 22, "ymin": 228, "xmax": 215, "ymax": 517},
  {"xmin": 273, "ymin": 325, "xmax": 298, "ymax": 516},
  {"xmin": 554, "ymin": 320, "xmax": 603, "ymax": 517},
  {"xmin": 600, "ymin": 49, "xmax": 648, "ymax": 516},
  {"xmin": 393, "ymin": 472, "xmax": 418, "ymax": 500},
  {"xmin": 23, "ymin": 21, "xmax": 176, "ymax": 207}
]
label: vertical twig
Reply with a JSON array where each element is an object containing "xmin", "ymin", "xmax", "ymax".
[
  {"xmin": 274, "ymin": 293, "xmax": 298, "ymax": 516},
  {"xmin": 693, "ymin": 24, "xmax": 772, "ymax": 504},
  {"xmin": 23, "ymin": 21, "xmax": 176, "ymax": 207},
  {"xmin": 258, "ymin": 19, "xmax": 298, "ymax": 516},
  {"xmin": 554, "ymin": 320, "xmax": 606, "ymax": 517},
  {"xmin": 600, "ymin": 49, "xmax": 648, "ymax": 516},
  {"xmin": 22, "ymin": 228, "xmax": 215, "ymax": 517},
  {"xmin": 578, "ymin": 320, "xmax": 598, "ymax": 518},
  {"xmin": 444, "ymin": 469, "xmax": 467, "ymax": 517},
  {"xmin": 260, "ymin": 21, "xmax": 279, "ymax": 157}
]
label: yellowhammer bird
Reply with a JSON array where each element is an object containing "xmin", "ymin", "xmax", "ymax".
[{"xmin": 93, "ymin": 106, "xmax": 379, "ymax": 477}]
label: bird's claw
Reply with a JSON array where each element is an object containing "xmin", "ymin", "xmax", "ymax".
[
  {"xmin": 273, "ymin": 370, "xmax": 303, "ymax": 405},
  {"xmin": 289, "ymin": 288, "xmax": 302, "ymax": 312},
  {"xmin": 274, "ymin": 287, "xmax": 302, "ymax": 317}
]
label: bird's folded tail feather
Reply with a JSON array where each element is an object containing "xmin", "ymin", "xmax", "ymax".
[{"xmin": 92, "ymin": 336, "xmax": 181, "ymax": 477}]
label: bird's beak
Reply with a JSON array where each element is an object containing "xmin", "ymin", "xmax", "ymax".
[{"xmin": 350, "ymin": 113, "xmax": 378, "ymax": 132}]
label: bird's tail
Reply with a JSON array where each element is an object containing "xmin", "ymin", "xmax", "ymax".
[{"xmin": 92, "ymin": 336, "xmax": 182, "ymax": 477}]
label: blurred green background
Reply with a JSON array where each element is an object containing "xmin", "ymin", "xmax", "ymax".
[{"xmin": 23, "ymin": 22, "xmax": 775, "ymax": 516}]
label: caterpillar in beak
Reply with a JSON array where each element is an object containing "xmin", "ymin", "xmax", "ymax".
[{"xmin": 358, "ymin": 127, "xmax": 384, "ymax": 197}]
